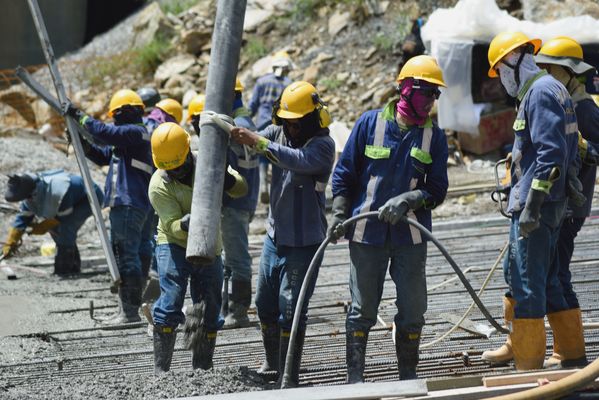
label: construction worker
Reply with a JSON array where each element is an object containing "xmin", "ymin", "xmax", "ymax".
[
  {"xmin": 149, "ymin": 122, "xmax": 247, "ymax": 374},
  {"xmin": 481, "ymin": 32, "xmax": 580, "ymax": 371},
  {"xmin": 533, "ymin": 36, "xmax": 598, "ymax": 368},
  {"xmin": 137, "ymin": 87, "xmax": 161, "ymax": 113},
  {"xmin": 65, "ymin": 89, "xmax": 154, "ymax": 324},
  {"xmin": 2, "ymin": 170, "xmax": 103, "ymax": 275},
  {"xmin": 249, "ymin": 50, "xmax": 294, "ymax": 204},
  {"xmin": 230, "ymin": 81, "xmax": 335, "ymax": 387},
  {"xmin": 330, "ymin": 55, "xmax": 448, "ymax": 383}
]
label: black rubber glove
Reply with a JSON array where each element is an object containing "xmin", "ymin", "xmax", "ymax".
[
  {"xmin": 327, "ymin": 196, "xmax": 350, "ymax": 244},
  {"xmin": 566, "ymin": 165, "xmax": 586, "ymax": 208},
  {"xmin": 519, "ymin": 189, "xmax": 546, "ymax": 237},
  {"xmin": 63, "ymin": 102, "xmax": 87, "ymax": 125},
  {"xmin": 379, "ymin": 190, "xmax": 424, "ymax": 225},
  {"xmin": 180, "ymin": 214, "xmax": 191, "ymax": 232}
]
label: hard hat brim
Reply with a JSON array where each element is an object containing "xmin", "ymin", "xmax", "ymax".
[
  {"xmin": 534, "ymin": 54, "xmax": 596, "ymax": 75},
  {"xmin": 488, "ymin": 38, "xmax": 542, "ymax": 78},
  {"xmin": 276, "ymin": 108, "xmax": 305, "ymax": 119}
]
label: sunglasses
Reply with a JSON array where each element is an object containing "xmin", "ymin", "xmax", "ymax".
[{"xmin": 417, "ymin": 87, "xmax": 441, "ymax": 99}]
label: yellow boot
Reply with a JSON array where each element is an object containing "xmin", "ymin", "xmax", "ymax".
[
  {"xmin": 511, "ymin": 318, "xmax": 546, "ymax": 371},
  {"xmin": 481, "ymin": 296, "xmax": 515, "ymax": 365},
  {"xmin": 545, "ymin": 308, "xmax": 587, "ymax": 368}
]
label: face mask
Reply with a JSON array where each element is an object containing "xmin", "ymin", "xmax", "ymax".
[
  {"xmin": 396, "ymin": 79, "xmax": 439, "ymax": 126},
  {"xmin": 497, "ymin": 61, "xmax": 519, "ymax": 97},
  {"xmin": 498, "ymin": 51, "xmax": 540, "ymax": 98}
]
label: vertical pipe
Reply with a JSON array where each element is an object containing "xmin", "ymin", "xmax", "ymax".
[
  {"xmin": 186, "ymin": 0, "xmax": 247, "ymax": 264},
  {"xmin": 26, "ymin": 0, "xmax": 120, "ymax": 283}
]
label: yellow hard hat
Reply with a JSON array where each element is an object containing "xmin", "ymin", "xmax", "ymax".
[
  {"xmin": 235, "ymin": 78, "xmax": 244, "ymax": 92},
  {"xmin": 396, "ymin": 55, "xmax": 446, "ymax": 87},
  {"xmin": 272, "ymin": 50, "xmax": 292, "ymax": 68},
  {"xmin": 488, "ymin": 31, "xmax": 541, "ymax": 78},
  {"xmin": 151, "ymin": 122, "xmax": 191, "ymax": 170},
  {"xmin": 535, "ymin": 36, "xmax": 595, "ymax": 75},
  {"xmin": 156, "ymin": 98, "xmax": 183, "ymax": 123},
  {"xmin": 108, "ymin": 89, "xmax": 145, "ymax": 117},
  {"xmin": 277, "ymin": 81, "xmax": 319, "ymax": 119},
  {"xmin": 187, "ymin": 94, "xmax": 206, "ymax": 121}
]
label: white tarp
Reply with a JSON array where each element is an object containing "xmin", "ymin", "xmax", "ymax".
[{"xmin": 422, "ymin": 0, "xmax": 599, "ymax": 134}]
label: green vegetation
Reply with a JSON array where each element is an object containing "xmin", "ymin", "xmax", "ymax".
[
  {"xmin": 372, "ymin": 33, "xmax": 394, "ymax": 52},
  {"xmin": 244, "ymin": 37, "xmax": 268, "ymax": 63},
  {"xmin": 319, "ymin": 77, "xmax": 342, "ymax": 91},
  {"xmin": 135, "ymin": 36, "xmax": 172, "ymax": 75},
  {"xmin": 159, "ymin": 0, "xmax": 199, "ymax": 15}
]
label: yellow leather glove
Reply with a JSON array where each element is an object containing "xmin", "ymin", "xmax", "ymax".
[
  {"xmin": 2, "ymin": 228, "xmax": 24, "ymax": 257},
  {"xmin": 29, "ymin": 218, "xmax": 60, "ymax": 235}
]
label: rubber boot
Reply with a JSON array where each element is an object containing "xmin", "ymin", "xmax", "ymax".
[
  {"xmin": 395, "ymin": 329, "xmax": 421, "ymax": 380},
  {"xmin": 277, "ymin": 328, "xmax": 306, "ymax": 388},
  {"xmin": 257, "ymin": 322, "xmax": 279, "ymax": 377},
  {"xmin": 545, "ymin": 308, "xmax": 588, "ymax": 368},
  {"xmin": 346, "ymin": 330, "xmax": 368, "ymax": 384},
  {"xmin": 103, "ymin": 277, "xmax": 143, "ymax": 324},
  {"xmin": 259, "ymin": 162, "xmax": 269, "ymax": 204},
  {"xmin": 153, "ymin": 325, "xmax": 177, "ymax": 374},
  {"xmin": 192, "ymin": 331, "xmax": 217, "ymax": 370},
  {"xmin": 223, "ymin": 279, "xmax": 251, "ymax": 329},
  {"xmin": 511, "ymin": 318, "xmax": 546, "ymax": 371},
  {"xmin": 482, "ymin": 296, "xmax": 515, "ymax": 365},
  {"xmin": 53, "ymin": 245, "xmax": 81, "ymax": 275}
]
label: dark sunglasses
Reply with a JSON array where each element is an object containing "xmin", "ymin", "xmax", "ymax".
[{"xmin": 417, "ymin": 86, "xmax": 441, "ymax": 99}]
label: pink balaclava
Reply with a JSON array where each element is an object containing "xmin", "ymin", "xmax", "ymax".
[{"xmin": 396, "ymin": 79, "xmax": 437, "ymax": 126}]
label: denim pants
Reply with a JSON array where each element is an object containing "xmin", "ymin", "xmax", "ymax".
[
  {"xmin": 152, "ymin": 243, "xmax": 224, "ymax": 329},
  {"xmin": 51, "ymin": 186, "xmax": 103, "ymax": 246},
  {"xmin": 221, "ymin": 207, "xmax": 253, "ymax": 282},
  {"xmin": 346, "ymin": 241, "xmax": 427, "ymax": 334},
  {"xmin": 504, "ymin": 201, "xmax": 569, "ymax": 318},
  {"xmin": 551, "ymin": 216, "xmax": 585, "ymax": 310},
  {"xmin": 255, "ymin": 235, "xmax": 321, "ymax": 331},
  {"xmin": 109, "ymin": 205, "xmax": 154, "ymax": 278}
]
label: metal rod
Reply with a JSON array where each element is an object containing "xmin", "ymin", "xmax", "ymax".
[
  {"xmin": 25, "ymin": 0, "xmax": 120, "ymax": 284},
  {"xmin": 186, "ymin": 0, "xmax": 247, "ymax": 264}
]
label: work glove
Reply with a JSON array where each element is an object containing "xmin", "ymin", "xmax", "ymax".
[
  {"xmin": 29, "ymin": 218, "xmax": 60, "ymax": 235},
  {"xmin": 379, "ymin": 190, "xmax": 424, "ymax": 225},
  {"xmin": 63, "ymin": 102, "xmax": 88, "ymax": 125},
  {"xmin": 566, "ymin": 166, "xmax": 586, "ymax": 208},
  {"xmin": 180, "ymin": 214, "xmax": 191, "ymax": 232},
  {"xmin": 327, "ymin": 196, "xmax": 351, "ymax": 244},
  {"xmin": 519, "ymin": 189, "xmax": 546, "ymax": 238},
  {"xmin": 578, "ymin": 133, "xmax": 598, "ymax": 165},
  {"xmin": 2, "ymin": 227, "xmax": 24, "ymax": 258}
]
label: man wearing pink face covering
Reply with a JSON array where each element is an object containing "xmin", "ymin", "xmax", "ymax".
[{"xmin": 330, "ymin": 55, "xmax": 448, "ymax": 383}]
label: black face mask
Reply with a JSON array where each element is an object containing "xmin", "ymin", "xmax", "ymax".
[
  {"xmin": 282, "ymin": 111, "xmax": 323, "ymax": 148},
  {"xmin": 166, "ymin": 154, "xmax": 194, "ymax": 185},
  {"xmin": 113, "ymin": 105, "xmax": 144, "ymax": 125}
]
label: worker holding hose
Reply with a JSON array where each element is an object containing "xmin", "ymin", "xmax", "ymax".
[
  {"xmin": 148, "ymin": 122, "xmax": 247, "ymax": 374},
  {"xmin": 482, "ymin": 32, "xmax": 580, "ymax": 371},
  {"xmin": 330, "ymin": 55, "xmax": 449, "ymax": 383},
  {"xmin": 230, "ymin": 81, "xmax": 335, "ymax": 387}
]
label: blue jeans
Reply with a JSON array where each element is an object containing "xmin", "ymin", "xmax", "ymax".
[
  {"xmin": 109, "ymin": 205, "xmax": 153, "ymax": 278},
  {"xmin": 346, "ymin": 241, "xmax": 427, "ymax": 334},
  {"xmin": 51, "ymin": 186, "xmax": 104, "ymax": 246},
  {"xmin": 152, "ymin": 243, "xmax": 224, "ymax": 329},
  {"xmin": 255, "ymin": 235, "xmax": 321, "ymax": 330},
  {"xmin": 221, "ymin": 207, "xmax": 253, "ymax": 282},
  {"xmin": 552, "ymin": 216, "xmax": 585, "ymax": 310},
  {"xmin": 504, "ymin": 201, "xmax": 569, "ymax": 318}
]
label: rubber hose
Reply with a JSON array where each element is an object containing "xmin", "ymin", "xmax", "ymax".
[{"xmin": 281, "ymin": 211, "xmax": 508, "ymax": 388}]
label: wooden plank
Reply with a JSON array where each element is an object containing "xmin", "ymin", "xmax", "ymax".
[
  {"xmin": 482, "ymin": 369, "xmax": 580, "ymax": 388},
  {"xmin": 7, "ymin": 264, "xmax": 51, "ymax": 276},
  {"xmin": 174, "ymin": 380, "xmax": 427, "ymax": 400}
]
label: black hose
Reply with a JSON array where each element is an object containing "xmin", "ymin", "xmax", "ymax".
[{"xmin": 281, "ymin": 211, "xmax": 509, "ymax": 388}]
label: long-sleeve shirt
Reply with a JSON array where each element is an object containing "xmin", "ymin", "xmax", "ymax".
[
  {"xmin": 83, "ymin": 118, "xmax": 153, "ymax": 211},
  {"xmin": 248, "ymin": 73, "xmax": 292, "ymax": 130},
  {"xmin": 332, "ymin": 100, "xmax": 448, "ymax": 247},
  {"xmin": 508, "ymin": 71, "xmax": 579, "ymax": 212},
  {"xmin": 258, "ymin": 125, "xmax": 335, "ymax": 247}
]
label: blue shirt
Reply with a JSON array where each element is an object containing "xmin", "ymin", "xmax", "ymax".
[
  {"xmin": 83, "ymin": 118, "xmax": 154, "ymax": 211},
  {"xmin": 508, "ymin": 72, "xmax": 579, "ymax": 212},
  {"xmin": 259, "ymin": 125, "xmax": 335, "ymax": 247},
  {"xmin": 332, "ymin": 102, "xmax": 449, "ymax": 247},
  {"xmin": 249, "ymin": 73, "xmax": 292, "ymax": 130}
]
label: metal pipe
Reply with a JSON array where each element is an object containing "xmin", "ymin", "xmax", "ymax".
[
  {"xmin": 25, "ymin": 0, "xmax": 120, "ymax": 283},
  {"xmin": 186, "ymin": 0, "xmax": 247, "ymax": 264}
]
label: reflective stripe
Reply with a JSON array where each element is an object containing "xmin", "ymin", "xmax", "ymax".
[
  {"xmin": 315, "ymin": 181, "xmax": 327, "ymax": 192},
  {"xmin": 407, "ymin": 127, "xmax": 431, "ymax": 245},
  {"xmin": 365, "ymin": 145, "xmax": 390, "ymax": 159},
  {"xmin": 142, "ymin": 132, "xmax": 151, "ymax": 142},
  {"xmin": 354, "ymin": 113, "xmax": 386, "ymax": 241},
  {"xmin": 410, "ymin": 147, "xmax": 432, "ymax": 164},
  {"xmin": 513, "ymin": 119, "xmax": 526, "ymax": 130},
  {"xmin": 531, "ymin": 178, "xmax": 552, "ymax": 194},
  {"xmin": 109, "ymin": 156, "xmax": 119, "ymax": 207},
  {"xmin": 566, "ymin": 122, "xmax": 578, "ymax": 135},
  {"xmin": 131, "ymin": 158, "xmax": 154, "ymax": 175},
  {"xmin": 421, "ymin": 127, "xmax": 432, "ymax": 153},
  {"xmin": 21, "ymin": 211, "xmax": 34, "ymax": 217},
  {"xmin": 56, "ymin": 207, "xmax": 73, "ymax": 217},
  {"xmin": 237, "ymin": 158, "xmax": 259, "ymax": 169}
]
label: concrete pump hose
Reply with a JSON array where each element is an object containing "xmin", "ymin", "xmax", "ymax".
[
  {"xmin": 281, "ymin": 211, "xmax": 508, "ymax": 388},
  {"xmin": 487, "ymin": 357, "xmax": 599, "ymax": 400}
]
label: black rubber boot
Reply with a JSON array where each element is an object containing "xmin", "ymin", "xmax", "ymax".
[
  {"xmin": 103, "ymin": 277, "xmax": 143, "ymax": 324},
  {"xmin": 192, "ymin": 331, "xmax": 217, "ymax": 370},
  {"xmin": 223, "ymin": 279, "xmax": 251, "ymax": 329},
  {"xmin": 346, "ymin": 330, "xmax": 369, "ymax": 384},
  {"xmin": 257, "ymin": 322, "xmax": 280, "ymax": 376},
  {"xmin": 153, "ymin": 325, "xmax": 177, "ymax": 374},
  {"xmin": 395, "ymin": 329, "xmax": 421, "ymax": 380},
  {"xmin": 277, "ymin": 328, "xmax": 306, "ymax": 389},
  {"xmin": 53, "ymin": 245, "xmax": 81, "ymax": 275}
]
